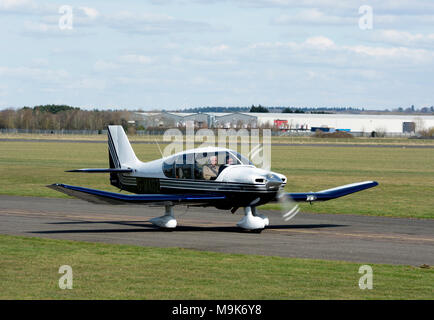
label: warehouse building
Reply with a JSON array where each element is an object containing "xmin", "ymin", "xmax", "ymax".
[
  {"xmin": 137, "ymin": 112, "xmax": 257, "ymax": 129},
  {"xmin": 137, "ymin": 112, "xmax": 434, "ymax": 135},
  {"xmin": 138, "ymin": 112, "xmax": 211, "ymax": 128},
  {"xmin": 212, "ymin": 113, "xmax": 257, "ymax": 129},
  {"xmin": 246, "ymin": 113, "xmax": 434, "ymax": 134}
]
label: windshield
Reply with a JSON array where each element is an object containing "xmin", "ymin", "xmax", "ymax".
[{"xmin": 231, "ymin": 151, "xmax": 254, "ymax": 166}]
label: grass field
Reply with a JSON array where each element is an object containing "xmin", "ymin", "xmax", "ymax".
[
  {"xmin": 2, "ymin": 132, "xmax": 434, "ymax": 145},
  {"xmin": 1, "ymin": 137, "xmax": 433, "ymax": 300},
  {"xmin": 0, "ymin": 234, "xmax": 432, "ymax": 300},
  {"xmin": 0, "ymin": 139, "xmax": 433, "ymax": 219}
]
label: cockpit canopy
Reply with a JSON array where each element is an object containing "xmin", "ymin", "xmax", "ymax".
[{"xmin": 162, "ymin": 150, "xmax": 253, "ymax": 180}]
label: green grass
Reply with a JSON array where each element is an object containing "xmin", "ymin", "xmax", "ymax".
[
  {"xmin": 0, "ymin": 234, "xmax": 432, "ymax": 299},
  {"xmin": 2, "ymin": 132, "xmax": 434, "ymax": 145},
  {"xmin": 1, "ymin": 140, "xmax": 433, "ymax": 219}
]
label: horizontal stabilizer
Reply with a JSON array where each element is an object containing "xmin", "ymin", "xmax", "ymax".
[
  {"xmin": 283, "ymin": 181, "xmax": 378, "ymax": 202},
  {"xmin": 47, "ymin": 183, "xmax": 225, "ymax": 205},
  {"xmin": 66, "ymin": 168, "xmax": 133, "ymax": 173}
]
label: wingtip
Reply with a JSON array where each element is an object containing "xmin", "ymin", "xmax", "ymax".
[{"xmin": 46, "ymin": 183, "xmax": 63, "ymax": 189}]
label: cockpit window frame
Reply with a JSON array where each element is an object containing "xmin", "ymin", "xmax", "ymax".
[{"xmin": 162, "ymin": 150, "xmax": 254, "ymax": 180}]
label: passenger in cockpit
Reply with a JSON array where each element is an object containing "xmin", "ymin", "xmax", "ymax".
[{"xmin": 218, "ymin": 156, "xmax": 234, "ymax": 175}]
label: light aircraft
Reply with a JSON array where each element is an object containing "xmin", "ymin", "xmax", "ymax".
[{"xmin": 49, "ymin": 125, "xmax": 378, "ymax": 231}]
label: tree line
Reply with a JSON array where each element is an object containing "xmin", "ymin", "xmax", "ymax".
[
  {"xmin": 182, "ymin": 105, "xmax": 434, "ymax": 114},
  {"xmin": 0, "ymin": 105, "xmax": 132, "ymax": 131}
]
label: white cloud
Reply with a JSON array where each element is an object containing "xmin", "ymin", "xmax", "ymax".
[
  {"xmin": 65, "ymin": 78, "xmax": 106, "ymax": 90},
  {"xmin": 93, "ymin": 60, "xmax": 119, "ymax": 72},
  {"xmin": 0, "ymin": 66, "xmax": 69, "ymax": 81},
  {"xmin": 105, "ymin": 11, "xmax": 216, "ymax": 35},
  {"xmin": 78, "ymin": 6, "xmax": 99, "ymax": 19},
  {"xmin": 271, "ymin": 8, "xmax": 434, "ymax": 29},
  {"xmin": 345, "ymin": 45, "xmax": 433, "ymax": 63},
  {"xmin": 119, "ymin": 54, "xmax": 153, "ymax": 64},
  {"xmin": 235, "ymin": 0, "xmax": 434, "ymax": 15},
  {"xmin": 375, "ymin": 14, "xmax": 434, "ymax": 28},
  {"xmin": 21, "ymin": 21, "xmax": 88, "ymax": 37},
  {"xmin": 373, "ymin": 29, "xmax": 434, "ymax": 48},
  {"xmin": 272, "ymin": 8, "xmax": 355, "ymax": 26},
  {"xmin": 31, "ymin": 58, "xmax": 49, "ymax": 67},
  {"xmin": 0, "ymin": 0, "xmax": 53, "ymax": 15},
  {"xmin": 0, "ymin": 0, "xmax": 34, "ymax": 11},
  {"xmin": 248, "ymin": 36, "xmax": 434, "ymax": 67},
  {"xmin": 249, "ymin": 36, "xmax": 336, "ymax": 50},
  {"xmin": 191, "ymin": 44, "xmax": 230, "ymax": 55},
  {"xmin": 304, "ymin": 36, "xmax": 335, "ymax": 49}
]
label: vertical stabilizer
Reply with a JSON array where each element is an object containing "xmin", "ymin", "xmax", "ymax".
[{"xmin": 107, "ymin": 125, "xmax": 139, "ymax": 168}]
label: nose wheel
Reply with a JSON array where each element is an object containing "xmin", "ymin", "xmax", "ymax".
[{"xmin": 236, "ymin": 206, "xmax": 268, "ymax": 231}]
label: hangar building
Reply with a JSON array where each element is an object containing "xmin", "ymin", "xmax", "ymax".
[
  {"xmin": 137, "ymin": 112, "xmax": 434, "ymax": 135},
  {"xmin": 245, "ymin": 113, "xmax": 434, "ymax": 134}
]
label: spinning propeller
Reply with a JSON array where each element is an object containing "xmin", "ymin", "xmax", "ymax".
[{"xmin": 277, "ymin": 188, "xmax": 300, "ymax": 222}]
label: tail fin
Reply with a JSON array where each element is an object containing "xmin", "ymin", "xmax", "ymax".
[{"xmin": 107, "ymin": 125, "xmax": 139, "ymax": 168}]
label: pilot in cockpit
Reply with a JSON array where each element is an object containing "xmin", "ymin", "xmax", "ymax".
[{"xmin": 203, "ymin": 155, "xmax": 220, "ymax": 180}]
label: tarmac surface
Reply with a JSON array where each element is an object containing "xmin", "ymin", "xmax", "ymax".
[
  {"xmin": 1, "ymin": 195, "xmax": 433, "ymax": 266},
  {"xmin": 1, "ymin": 138, "xmax": 434, "ymax": 148}
]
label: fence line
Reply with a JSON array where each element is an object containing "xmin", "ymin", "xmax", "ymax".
[
  {"xmin": 0, "ymin": 128, "xmax": 417, "ymax": 138},
  {"xmin": 0, "ymin": 129, "xmax": 108, "ymax": 135}
]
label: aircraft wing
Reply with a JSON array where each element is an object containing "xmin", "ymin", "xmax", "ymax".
[
  {"xmin": 47, "ymin": 183, "xmax": 225, "ymax": 205},
  {"xmin": 282, "ymin": 181, "xmax": 378, "ymax": 202},
  {"xmin": 65, "ymin": 168, "xmax": 133, "ymax": 173}
]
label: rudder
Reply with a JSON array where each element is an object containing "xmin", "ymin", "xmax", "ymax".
[{"xmin": 107, "ymin": 125, "xmax": 139, "ymax": 168}]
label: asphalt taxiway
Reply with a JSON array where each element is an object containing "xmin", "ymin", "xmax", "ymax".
[{"xmin": 0, "ymin": 195, "xmax": 433, "ymax": 266}]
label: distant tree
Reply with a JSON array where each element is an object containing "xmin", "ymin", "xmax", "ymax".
[
  {"xmin": 0, "ymin": 106, "xmax": 132, "ymax": 131},
  {"xmin": 33, "ymin": 104, "xmax": 78, "ymax": 114},
  {"xmin": 282, "ymin": 108, "xmax": 293, "ymax": 113},
  {"xmin": 249, "ymin": 104, "xmax": 269, "ymax": 113}
]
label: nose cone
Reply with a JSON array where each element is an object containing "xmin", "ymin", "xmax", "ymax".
[
  {"xmin": 265, "ymin": 173, "xmax": 283, "ymax": 190},
  {"xmin": 217, "ymin": 166, "xmax": 285, "ymax": 190}
]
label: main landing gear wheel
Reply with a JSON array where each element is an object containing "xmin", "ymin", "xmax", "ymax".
[
  {"xmin": 150, "ymin": 204, "xmax": 177, "ymax": 229},
  {"xmin": 236, "ymin": 206, "xmax": 268, "ymax": 231}
]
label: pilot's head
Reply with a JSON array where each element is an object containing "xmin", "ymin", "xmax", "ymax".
[{"xmin": 210, "ymin": 156, "xmax": 218, "ymax": 166}]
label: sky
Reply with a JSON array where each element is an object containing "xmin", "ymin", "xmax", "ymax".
[{"xmin": 0, "ymin": 0, "xmax": 433, "ymax": 110}]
